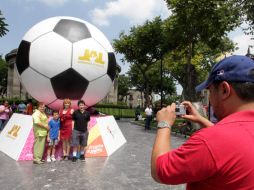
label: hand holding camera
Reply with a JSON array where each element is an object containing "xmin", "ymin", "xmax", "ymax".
[
  {"xmin": 156, "ymin": 103, "xmax": 176, "ymax": 127},
  {"xmin": 180, "ymin": 101, "xmax": 202, "ymax": 121},
  {"xmin": 157, "ymin": 101, "xmax": 213, "ymax": 130},
  {"xmin": 181, "ymin": 101, "xmax": 214, "ymax": 128}
]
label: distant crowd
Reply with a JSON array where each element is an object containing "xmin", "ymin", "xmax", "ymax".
[{"xmin": 0, "ymin": 99, "xmax": 34, "ymax": 131}]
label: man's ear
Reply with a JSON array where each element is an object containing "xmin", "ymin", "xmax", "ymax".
[{"xmin": 220, "ymin": 81, "xmax": 231, "ymax": 100}]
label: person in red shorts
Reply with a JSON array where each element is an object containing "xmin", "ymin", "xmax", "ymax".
[
  {"xmin": 151, "ymin": 55, "xmax": 254, "ymax": 189},
  {"xmin": 26, "ymin": 99, "xmax": 33, "ymax": 115},
  {"xmin": 59, "ymin": 98, "xmax": 74, "ymax": 160}
]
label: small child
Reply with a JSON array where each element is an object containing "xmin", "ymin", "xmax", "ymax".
[{"xmin": 47, "ymin": 111, "xmax": 60, "ymax": 162}]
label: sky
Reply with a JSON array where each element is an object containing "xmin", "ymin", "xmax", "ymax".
[{"xmin": 1, "ymin": 0, "xmax": 254, "ymax": 77}]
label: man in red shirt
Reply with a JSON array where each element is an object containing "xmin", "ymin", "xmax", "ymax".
[{"xmin": 151, "ymin": 55, "xmax": 254, "ymax": 189}]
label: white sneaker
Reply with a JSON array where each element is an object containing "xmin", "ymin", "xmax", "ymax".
[
  {"xmin": 51, "ymin": 156, "xmax": 56, "ymax": 162},
  {"xmin": 46, "ymin": 156, "xmax": 51, "ymax": 163}
]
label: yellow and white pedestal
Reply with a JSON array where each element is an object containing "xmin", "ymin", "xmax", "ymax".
[{"xmin": 86, "ymin": 116, "xmax": 127, "ymax": 157}]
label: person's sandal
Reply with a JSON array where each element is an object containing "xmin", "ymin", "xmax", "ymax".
[
  {"xmin": 33, "ymin": 160, "xmax": 44, "ymax": 164},
  {"xmin": 72, "ymin": 156, "xmax": 77, "ymax": 162}
]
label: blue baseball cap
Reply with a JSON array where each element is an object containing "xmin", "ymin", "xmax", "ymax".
[{"xmin": 196, "ymin": 55, "xmax": 254, "ymax": 92}]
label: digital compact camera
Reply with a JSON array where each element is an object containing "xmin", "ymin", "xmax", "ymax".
[{"xmin": 175, "ymin": 104, "xmax": 186, "ymax": 116}]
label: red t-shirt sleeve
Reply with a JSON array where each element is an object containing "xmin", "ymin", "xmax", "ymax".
[{"xmin": 156, "ymin": 134, "xmax": 217, "ymax": 185}]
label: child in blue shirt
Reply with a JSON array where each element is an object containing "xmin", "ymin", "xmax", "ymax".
[{"xmin": 47, "ymin": 111, "xmax": 60, "ymax": 162}]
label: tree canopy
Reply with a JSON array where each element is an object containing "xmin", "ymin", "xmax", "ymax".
[
  {"xmin": 165, "ymin": 0, "xmax": 240, "ymax": 49},
  {"xmin": 0, "ymin": 10, "xmax": 8, "ymax": 38},
  {"xmin": 127, "ymin": 62, "xmax": 176, "ymax": 98},
  {"xmin": 0, "ymin": 56, "xmax": 8, "ymax": 90},
  {"xmin": 234, "ymin": 0, "xmax": 254, "ymax": 35},
  {"xmin": 114, "ymin": 17, "xmax": 168, "ymax": 105},
  {"xmin": 164, "ymin": 37, "xmax": 235, "ymax": 96},
  {"xmin": 114, "ymin": 0, "xmax": 253, "ymax": 103},
  {"xmin": 161, "ymin": 0, "xmax": 240, "ymax": 101},
  {"xmin": 118, "ymin": 74, "xmax": 131, "ymax": 101}
]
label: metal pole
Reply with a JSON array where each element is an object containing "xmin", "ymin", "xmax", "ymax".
[{"xmin": 160, "ymin": 55, "xmax": 163, "ymax": 108}]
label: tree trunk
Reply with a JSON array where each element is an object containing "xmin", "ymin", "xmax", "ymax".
[
  {"xmin": 140, "ymin": 91, "xmax": 144, "ymax": 108},
  {"xmin": 183, "ymin": 42, "xmax": 199, "ymax": 101},
  {"xmin": 144, "ymin": 81, "xmax": 151, "ymax": 106},
  {"xmin": 140, "ymin": 69, "xmax": 151, "ymax": 107}
]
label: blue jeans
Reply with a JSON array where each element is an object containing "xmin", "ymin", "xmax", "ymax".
[
  {"xmin": 145, "ymin": 115, "xmax": 152, "ymax": 129},
  {"xmin": 0, "ymin": 119, "xmax": 7, "ymax": 131}
]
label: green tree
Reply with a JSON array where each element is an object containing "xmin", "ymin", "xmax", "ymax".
[
  {"xmin": 146, "ymin": 62, "xmax": 176, "ymax": 98},
  {"xmin": 127, "ymin": 62, "xmax": 176, "ymax": 102},
  {"xmin": 0, "ymin": 10, "xmax": 8, "ymax": 37},
  {"xmin": 164, "ymin": 38, "xmax": 235, "ymax": 99},
  {"xmin": 233, "ymin": 0, "xmax": 254, "ymax": 35},
  {"xmin": 113, "ymin": 17, "xmax": 167, "ymax": 105},
  {"xmin": 118, "ymin": 74, "xmax": 131, "ymax": 101},
  {"xmin": 164, "ymin": 0, "xmax": 240, "ymax": 101},
  {"xmin": 0, "ymin": 56, "xmax": 8, "ymax": 96}
]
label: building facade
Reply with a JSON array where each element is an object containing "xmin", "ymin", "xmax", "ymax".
[
  {"xmin": 5, "ymin": 49, "xmax": 29, "ymax": 99},
  {"xmin": 125, "ymin": 88, "xmax": 145, "ymax": 109}
]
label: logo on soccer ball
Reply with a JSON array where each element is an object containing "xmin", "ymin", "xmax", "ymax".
[{"xmin": 78, "ymin": 49, "xmax": 105, "ymax": 66}]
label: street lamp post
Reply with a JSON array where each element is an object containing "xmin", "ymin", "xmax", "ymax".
[
  {"xmin": 160, "ymin": 54, "xmax": 163, "ymax": 108},
  {"xmin": 246, "ymin": 46, "xmax": 254, "ymax": 60}
]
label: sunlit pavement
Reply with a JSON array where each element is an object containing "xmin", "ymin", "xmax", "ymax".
[{"xmin": 0, "ymin": 120, "xmax": 186, "ymax": 190}]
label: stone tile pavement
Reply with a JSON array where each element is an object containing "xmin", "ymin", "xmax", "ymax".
[{"xmin": 0, "ymin": 120, "xmax": 186, "ymax": 190}]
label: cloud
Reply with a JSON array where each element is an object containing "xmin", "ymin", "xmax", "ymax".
[
  {"xmin": 23, "ymin": 0, "xmax": 66, "ymax": 7},
  {"xmin": 38, "ymin": 0, "xmax": 68, "ymax": 6},
  {"xmin": 23, "ymin": 0, "xmax": 69, "ymax": 6},
  {"xmin": 232, "ymin": 33, "xmax": 254, "ymax": 55},
  {"xmin": 90, "ymin": 0, "xmax": 170, "ymax": 26},
  {"xmin": 23, "ymin": 0, "xmax": 89, "ymax": 7}
]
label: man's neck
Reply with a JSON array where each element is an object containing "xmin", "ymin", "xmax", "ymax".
[
  {"xmin": 222, "ymin": 98, "xmax": 254, "ymax": 119},
  {"xmin": 235, "ymin": 102, "xmax": 254, "ymax": 112}
]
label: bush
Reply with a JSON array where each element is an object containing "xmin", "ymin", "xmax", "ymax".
[
  {"xmin": 95, "ymin": 102, "xmax": 129, "ymax": 109},
  {"xmin": 0, "ymin": 98, "xmax": 37, "ymax": 105},
  {"xmin": 96, "ymin": 107, "xmax": 135, "ymax": 118},
  {"xmin": 0, "ymin": 98, "xmax": 23, "ymax": 105}
]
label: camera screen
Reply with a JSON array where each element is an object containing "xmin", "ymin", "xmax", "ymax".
[{"xmin": 175, "ymin": 108, "xmax": 180, "ymax": 112}]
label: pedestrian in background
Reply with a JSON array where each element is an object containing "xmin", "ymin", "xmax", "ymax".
[
  {"xmin": 0, "ymin": 100, "xmax": 11, "ymax": 131},
  {"xmin": 145, "ymin": 104, "xmax": 153, "ymax": 130},
  {"xmin": 135, "ymin": 105, "xmax": 141, "ymax": 121},
  {"xmin": 18, "ymin": 101, "xmax": 26, "ymax": 114},
  {"xmin": 26, "ymin": 99, "xmax": 33, "ymax": 115}
]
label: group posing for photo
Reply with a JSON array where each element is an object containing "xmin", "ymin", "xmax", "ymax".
[{"xmin": 32, "ymin": 99, "xmax": 90, "ymax": 164}]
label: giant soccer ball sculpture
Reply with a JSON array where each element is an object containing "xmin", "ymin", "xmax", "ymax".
[{"xmin": 16, "ymin": 16, "xmax": 116, "ymax": 109}]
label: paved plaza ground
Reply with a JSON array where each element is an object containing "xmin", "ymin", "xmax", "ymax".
[{"xmin": 0, "ymin": 120, "xmax": 186, "ymax": 190}]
